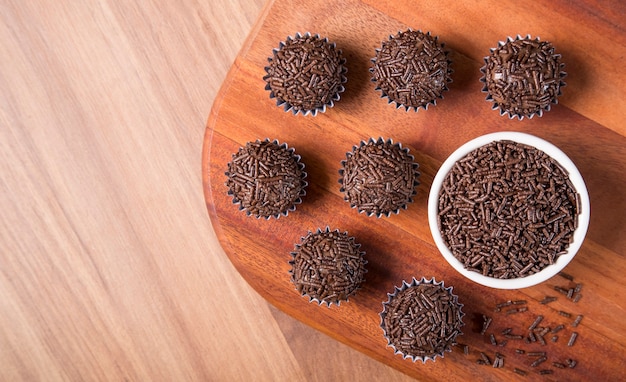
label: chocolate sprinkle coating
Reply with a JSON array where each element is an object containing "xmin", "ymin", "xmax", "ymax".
[
  {"xmin": 289, "ymin": 228, "xmax": 366, "ymax": 306},
  {"xmin": 225, "ymin": 139, "xmax": 307, "ymax": 219},
  {"xmin": 264, "ymin": 32, "xmax": 347, "ymax": 116},
  {"xmin": 371, "ymin": 29, "xmax": 452, "ymax": 111},
  {"xmin": 339, "ymin": 138, "xmax": 420, "ymax": 217},
  {"xmin": 437, "ymin": 140, "xmax": 580, "ymax": 279},
  {"xmin": 380, "ymin": 277, "xmax": 464, "ymax": 363},
  {"xmin": 481, "ymin": 35, "xmax": 565, "ymax": 119}
]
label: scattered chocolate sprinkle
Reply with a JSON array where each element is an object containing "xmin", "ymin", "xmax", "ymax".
[
  {"xmin": 290, "ymin": 228, "xmax": 366, "ymax": 306},
  {"xmin": 558, "ymin": 271, "xmax": 574, "ymax": 281},
  {"xmin": 553, "ymin": 362, "xmax": 566, "ymax": 369},
  {"xmin": 340, "ymin": 138, "xmax": 419, "ymax": 217},
  {"xmin": 567, "ymin": 332, "xmax": 578, "ymax": 347},
  {"xmin": 495, "ymin": 301, "xmax": 511, "ymax": 312},
  {"xmin": 539, "ymin": 369, "xmax": 554, "ymax": 375},
  {"xmin": 551, "ymin": 335, "xmax": 558, "ymax": 343},
  {"xmin": 481, "ymin": 315, "xmax": 493, "ymax": 335},
  {"xmin": 537, "ymin": 333, "xmax": 547, "ymax": 346},
  {"xmin": 537, "ymin": 327, "xmax": 550, "ymax": 337},
  {"xmin": 540, "ymin": 296, "xmax": 557, "ymax": 304},
  {"xmin": 554, "ymin": 286, "xmax": 570, "ymax": 295},
  {"xmin": 437, "ymin": 140, "xmax": 580, "ymax": 279},
  {"xmin": 506, "ymin": 306, "xmax": 528, "ymax": 315},
  {"xmin": 463, "ymin": 344, "xmax": 470, "ymax": 355},
  {"xmin": 531, "ymin": 356, "xmax": 548, "ymax": 367},
  {"xmin": 552, "ymin": 324, "xmax": 564, "ymax": 334},
  {"xmin": 226, "ymin": 139, "xmax": 307, "ymax": 219},
  {"xmin": 513, "ymin": 368, "xmax": 528, "ymax": 376},
  {"xmin": 381, "ymin": 278, "xmax": 464, "ymax": 361},
  {"xmin": 481, "ymin": 35, "xmax": 565, "ymax": 119},
  {"xmin": 264, "ymin": 33, "xmax": 346, "ymax": 115},
  {"xmin": 490, "ymin": 333, "xmax": 497, "ymax": 346},
  {"xmin": 501, "ymin": 328, "xmax": 512, "ymax": 335},
  {"xmin": 527, "ymin": 352, "xmax": 546, "ymax": 357},
  {"xmin": 573, "ymin": 293, "xmax": 583, "ymax": 303},
  {"xmin": 566, "ymin": 358, "xmax": 577, "ymax": 368},
  {"xmin": 496, "ymin": 301, "xmax": 513, "ymax": 309},
  {"xmin": 572, "ymin": 314, "xmax": 583, "ymax": 327},
  {"xmin": 529, "ymin": 315, "xmax": 544, "ymax": 331},
  {"xmin": 480, "ymin": 352, "xmax": 491, "ymax": 365},
  {"xmin": 493, "ymin": 352, "xmax": 505, "ymax": 368},
  {"xmin": 558, "ymin": 310, "xmax": 572, "ymax": 318},
  {"xmin": 371, "ymin": 29, "xmax": 452, "ymax": 110},
  {"xmin": 574, "ymin": 283, "xmax": 583, "ymax": 293},
  {"xmin": 516, "ymin": 349, "xmax": 526, "ymax": 354}
]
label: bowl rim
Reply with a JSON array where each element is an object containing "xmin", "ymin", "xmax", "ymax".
[{"xmin": 427, "ymin": 131, "xmax": 590, "ymax": 289}]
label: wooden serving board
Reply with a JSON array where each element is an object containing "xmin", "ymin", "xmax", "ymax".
[{"xmin": 203, "ymin": 0, "xmax": 626, "ymax": 380}]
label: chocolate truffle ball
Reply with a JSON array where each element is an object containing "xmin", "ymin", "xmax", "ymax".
[
  {"xmin": 225, "ymin": 139, "xmax": 307, "ymax": 219},
  {"xmin": 371, "ymin": 29, "xmax": 452, "ymax": 111},
  {"xmin": 380, "ymin": 278, "xmax": 464, "ymax": 363},
  {"xmin": 264, "ymin": 32, "xmax": 347, "ymax": 116},
  {"xmin": 289, "ymin": 228, "xmax": 366, "ymax": 306},
  {"xmin": 339, "ymin": 138, "xmax": 420, "ymax": 217},
  {"xmin": 481, "ymin": 35, "xmax": 566, "ymax": 119}
]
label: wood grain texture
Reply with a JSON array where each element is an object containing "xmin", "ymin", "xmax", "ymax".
[
  {"xmin": 0, "ymin": 0, "xmax": 412, "ymax": 380},
  {"xmin": 204, "ymin": 0, "xmax": 626, "ymax": 380}
]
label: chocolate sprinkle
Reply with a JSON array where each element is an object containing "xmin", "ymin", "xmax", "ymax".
[
  {"xmin": 264, "ymin": 33, "xmax": 346, "ymax": 115},
  {"xmin": 289, "ymin": 228, "xmax": 366, "ymax": 306},
  {"xmin": 380, "ymin": 278, "xmax": 464, "ymax": 362},
  {"xmin": 481, "ymin": 315, "xmax": 493, "ymax": 335},
  {"xmin": 540, "ymin": 296, "xmax": 557, "ymax": 304},
  {"xmin": 493, "ymin": 352, "xmax": 505, "ymax": 368},
  {"xmin": 531, "ymin": 356, "xmax": 548, "ymax": 367},
  {"xmin": 481, "ymin": 35, "xmax": 565, "ymax": 119},
  {"xmin": 437, "ymin": 140, "xmax": 580, "ymax": 279},
  {"xmin": 340, "ymin": 138, "xmax": 420, "ymax": 217},
  {"xmin": 371, "ymin": 29, "xmax": 452, "ymax": 111},
  {"xmin": 567, "ymin": 332, "xmax": 578, "ymax": 347},
  {"xmin": 566, "ymin": 358, "xmax": 577, "ymax": 368},
  {"xmin": 552, "ymin": 324, "xmax": 565, "ymax": 334},
  {"xmin": 513, "ymin": 368, "xmax": 527, "ymax": 376},
  {"xmin": 225, "ymin": 139, "xmax": 307, "ymax": 219},
  {"xmin": 528, "ymin": 315, "xmax": 543, "ymax": 330},
  {"xmin": 572, "ymin": 314, "xmax": 583, "ymax": 327},
  {"xmin": 558, "ymin": 310, "xmax": 572, "ymax": 318},
  {"xmin": 480, "ymin": 352, "xmax": 491, "ymax": 365}
]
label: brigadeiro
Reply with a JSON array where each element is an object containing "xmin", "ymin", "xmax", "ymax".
[
  {"xmin": 289, "ymin": 227, "xmax": 367, "ymax": 307},
  {"xmin": 339, "ymin": 138, "xmax": 420, "ymax": 217},
  {"xmin": 380, "ymin": 277, "xmax": 465, "ymax": 363},
  {"xmin": 380, "ymin": 277, "xmax": 464, "ymax": 363},
  {"xmin": 225, "ymin": 139, "xmax": 307, "ymax": 219},
  {"xmin": 480, "ymin": 35, "xmax": 566, "ymax": 119},
  {"xmin": 263, "ymin": 32, "xmax": 347, "ymax": 116},
  {"xmin": 371, "ymin": 29, "xmax": 452, "ymax": 111}
]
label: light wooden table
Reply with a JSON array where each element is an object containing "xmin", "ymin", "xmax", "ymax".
[{"xmin": 0, "ymin": 1, "xmax": 412, "ymax": 380}]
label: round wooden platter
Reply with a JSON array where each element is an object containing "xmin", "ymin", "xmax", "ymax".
[{"xmin": 202, "ymin": 0, "xmax": 626, "ymax": 380}]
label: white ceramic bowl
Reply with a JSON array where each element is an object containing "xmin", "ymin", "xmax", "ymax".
[{"xmin": 428, "ymin": 132, "xmax": 590, "ymax": 289}]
